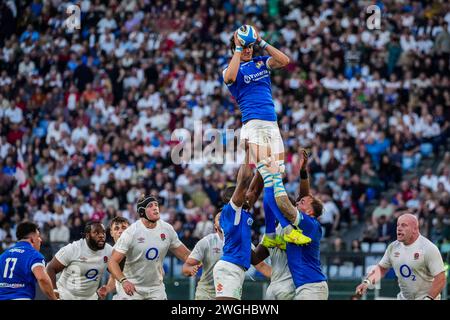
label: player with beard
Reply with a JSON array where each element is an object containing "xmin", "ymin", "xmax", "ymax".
[
  {"xmin": 46, "ymin": 222, "xmax": 113, "ymax": 300},
  {"xmin": 108, "ymin": 195, "xmax": 191, "ymax": 300}
]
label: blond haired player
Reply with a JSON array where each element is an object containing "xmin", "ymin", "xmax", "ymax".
[
  {"xmin": 355, "ymin": 213, "xmax": 446, "ymax": 300},
  {"xmin": 108, "ymin": 196, "xmax": 191, "ymax": 300}
]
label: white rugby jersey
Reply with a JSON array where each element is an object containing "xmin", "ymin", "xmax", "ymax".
[
  {"xmin": 268, "ymin": 226, "xmax": 294, "ymax": 285},
  {"xmin": 55, "ymin": 239, "xmax": 113, "ymax": 300},
  {"xmin": 113, "ymin": 219, "xmax": 182, "ymax": 292},
  {"xmin": 189, "ymin": 233, "xmax": 223, "ymax": 295},
  {"xmin": 379, "ymin": 235, "xmax": 445, "ymax": 300}
]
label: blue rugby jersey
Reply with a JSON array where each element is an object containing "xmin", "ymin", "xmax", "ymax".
[
  {"xmin": 222, "ymin": 56, "xmax": 277, "ymax": 123},
  {"xmin": 219, "ymin": 201, "xmax": 253, "ymax": 270},
  {"xmin": 286, "ymin": 212, "xmax": 327, "ymax": 288},
  {"xmin": 0, "ymin": 241, "xmax": 45, "ymax": 300}
]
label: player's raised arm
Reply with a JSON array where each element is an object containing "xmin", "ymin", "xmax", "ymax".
[
  {"xmin": 223, "ymin": 32, "xmax": 243, "ymax": 85},
  {"xmin": 231, "ymin": 141, "xmax": 253, "ymax": 207},
  {"xmin": 33, "ymin": 265, "xmax": 58, "ymax": 300},
  {"xmin": 254, "ymin": 27, "xmax": 289, "ymax": 69},
  {"xmin": 296, "ymin": 148, "xmax": 311, "ymax": 202}
]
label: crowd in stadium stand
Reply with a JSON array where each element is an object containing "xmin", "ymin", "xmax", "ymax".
[{"xmin": 0, "ymin": 0, "xmax": 449, "ymax": 262}]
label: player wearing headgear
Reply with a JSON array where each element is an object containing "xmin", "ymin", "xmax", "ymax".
[
  {"xmin": 96, "ymin": 217, "xmax": 130, "ymax": 300},
  {"xmin": 0, "ymin": 222, "xmax": 57, "ymax": 300},
  {"xmin": 46, "ymin": 221, "xmax": 113, "ymax": 300},
  {"xmin": 182, "ymin": 209, "xmax": 271, "ymax": 300},
  {"xmin": 355, "ymin": 212, "xmax": 446, "ymax": 300},
  {"xmin": 257, "ymin": 151, "xmax": 328, "ymax": 300},
  {"xmin": 108, "ymin": 195, "xmax": 191, "ymax": 300},
  {"xmin": 222, "ymin": 25, "xmax": 290, "ymax": 170}
]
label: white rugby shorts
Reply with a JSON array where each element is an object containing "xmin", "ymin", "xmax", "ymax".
[
  {"xmin": 294, "ymin": 281, "xmax": 328, "ymax": 300},
  {"xmin": 266, "ymin": 279, "xmax": 296, "ymax": 300},
  {"xmin": 213, "ymin": 260, "xmax": 245, "ymax": 300},
  {"xmin": 240, "ymin": 119, "xmax": 284, "ymax": 155}
]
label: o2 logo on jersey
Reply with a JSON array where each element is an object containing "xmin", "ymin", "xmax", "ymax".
[
  {"xmin": 146, "ymin": 247, "xmax": 159, "ymax": 261},
  {"xmin": 399, "ymin": 264, "xmax": 416, "ymax": 281},
  {"xmin": 247, "ymin": 217, "xmax": 253, "ymax": 226},
  {"xmin": 85, "ymin": 268, "xmax": 99, "ymax": 281}
]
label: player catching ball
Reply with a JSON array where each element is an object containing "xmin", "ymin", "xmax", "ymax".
[{"xmin": 222, "ymin": 25, "xmax": 290, "ymax": 170}]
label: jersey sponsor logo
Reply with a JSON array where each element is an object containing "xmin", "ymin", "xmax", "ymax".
[
  {"xmin": 247, "ymin": 217, "xmax": 253, "ymax": 226},
  {"xmin": 399, "ymin": 264, "xmax": 416, "ymax": 281},
  {"xmin": 243, "ymin": 70, "xmax": 270, "ymax": 84},
  {"xmin": 8, "ymin": 248, "xmax": 25, "ymax": 254},
  {"xmin": 137, "ymin": 237, "xmax": 145, "ymax": 243},
  {"xmin": 0, "ymin": 282, "xmax": 25, "ymax": 288},
  {"xmin": 79, "ymin": 257, "xmax": 87, "ymax": 262},
  {"xmin": 213, "ymin": 247, "xmax": 221, "ymax": 254},
  {"xmin": 145, "ymin": 247, "xmax": 159, "ymax": 260},
  {"xmin": 414, "ymin": 252, "xmax": 419, "ymax": 260},
  {"xmin": 103, "ymin": 256, "xmax": 108, "ymax": 263},
  {"xmin": 160, "ymin": 233, "xmax": 166, "ymax": 241},
  {"xmin": 85, "ymin": 268, "xmax": 99, "ymax": 281},
  {"xmin": 216, "ymin": 283, "xmax": 223, "ymax": 292}
]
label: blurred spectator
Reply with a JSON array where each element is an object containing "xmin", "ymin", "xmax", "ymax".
[
  {"xmin": 376, "ymin": 215, "xmax": 396, "ymax": 244},
  {"xmin": 49, "ymin": 219, "xmax": 70, "ymax": 244},
  {"xmin": 362, "ymin": 217, "xmax": 379, "ymax": 244},
  {"xmin": 192, "ymin": 213, "xmax": 214, "ymax": 240},
  {"xmin": 329, "ymin": 236, "xmax": 346, "ymax": 266},
  {"xmin": 319, "ymin": 193, "xmax": 340, "ymax": 238},
  {"xmin": 371, "ymin": 198, "xmax": 395, "ymax": 225}
]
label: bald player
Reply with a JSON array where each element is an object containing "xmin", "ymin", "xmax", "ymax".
[
  {"xmin": 355, "ymin": 213, "xmax": 446, "ymax": 300},
  {"xmin": 46, "ymin": 221, "xmax": 113, "ymax": 300},
  {"xmin": 108, "ymin": 195, "xmax": 191, "ymax": 300}
]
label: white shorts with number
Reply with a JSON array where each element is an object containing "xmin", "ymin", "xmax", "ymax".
[
  {"xmin": 294, "ymin": 281, "xmax": 329, "ymax": 300},
  {"xmin": 240, "ymin": 119, "xmax": 284, "ymax": 155},
  {"xmin": 115, "ymin": 283, "xmax": 167, "ymax": 300},
  {"xmin": 266, "ymin": 279, "xmax": 296, "ymax": 300},
  {"xmin": 213, "ymin": 260, "xmax": 245, "ymax": 300}
]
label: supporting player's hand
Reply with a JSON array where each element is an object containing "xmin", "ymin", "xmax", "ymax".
[
  {"xmin": 122, "ymin": 280, "xmax": 137, "ymax": 296},
  {"xmin": 298, "ymin": 148, "xmax": 309, "ymax": 170},
  {"xmin": 264, "ymin": 156, "xmax": 279, "ymax": 174},
  {"xmin": 355, "ymin": 282, "xmax": 369, "ymax": 296},
  {"xmin": 97, "ymin": 285, "xmax": 108, "ymax": 300}
]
